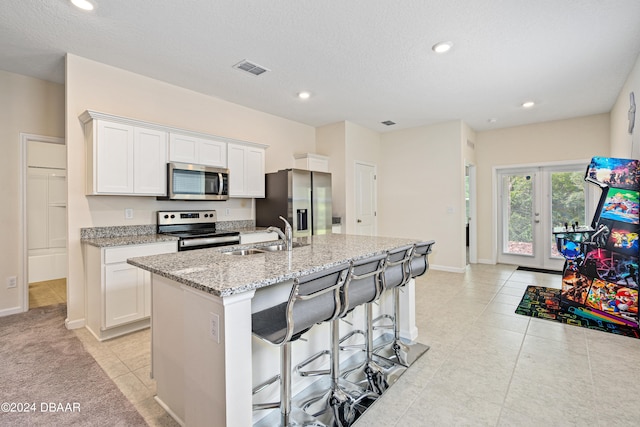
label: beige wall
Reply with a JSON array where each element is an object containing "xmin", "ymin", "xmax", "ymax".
[
  {"xmin": 344, "ymin": 122, "xmax": 381, "ymax": 234},
  {"xmin": 462, "ymin": 122, "xmax": 477, "ymax": 166},
  {"xmin": 475, "ymin": 114, "xmax": 610, "ymax": 264},
  {"xmin": 378, "ymin": 121, "xmax": 466, "ymax": 271},
  {"xmin": 65, "ymin": 54, "xmax": 316, "ymax": 326},
  {"xmin": 0, "ymin": 70, "xmax": 65, "ymax": 315},
  {"xmin": 316, "ymin": 120, "xmax": 382, "ymax": 232},
  {"xmin": 317, "ymin": 122, "xmax": 347, "ymax": 220},
  {"xmin": 610, "ymin": 53, "xmax": 640, "ymax": 158}
]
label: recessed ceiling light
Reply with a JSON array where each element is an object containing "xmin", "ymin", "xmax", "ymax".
[
  {"xmin": 488, "ymin": 118, "xmax": 497, "ymax": 124},
  {"xmin": 71, "ymin": 0, "xmax": 94, "ymax": 11},
  {"xmin": 432, "ymin": 41, "xmax": 453, "ymax": 54},
  {"xmin": 298, "ymin": 91, "xmax": 311, "ymax": 100},
  {"xmin": 521, "ymin": 101, "xmax": 535, "ymax": 108}
]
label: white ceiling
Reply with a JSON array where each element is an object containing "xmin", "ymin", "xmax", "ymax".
[{"xmin": 2, "ymin": 0, "xmax": 640, "ymax": 132}]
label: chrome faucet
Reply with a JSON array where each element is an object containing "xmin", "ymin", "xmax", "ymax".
[{"xmin": 267, "ymin": 216, "xmax": 293, "ymax": 251}]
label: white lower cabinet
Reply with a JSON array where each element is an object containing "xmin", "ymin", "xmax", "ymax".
[
  {"xmin": 104, "ymin": 262, "xmax": 146, "ymax": 328},
  {"xmin": 85, "ymin": 241, "xmax": 177, "ymax": 341}
]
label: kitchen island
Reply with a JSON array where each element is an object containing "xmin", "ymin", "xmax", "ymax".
[{"xmin": 128, "ymin": 233, "xmax": 425, "ymax": 427}]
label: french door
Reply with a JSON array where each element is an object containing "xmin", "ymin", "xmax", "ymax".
[{"xmin": 497, "ymin": 163, "xmax": 591, "ymax": 270}]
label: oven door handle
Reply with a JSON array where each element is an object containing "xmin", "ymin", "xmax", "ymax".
[{"xmin": 180, "ymin": 235, "xmax": 240, "ymax": 248}]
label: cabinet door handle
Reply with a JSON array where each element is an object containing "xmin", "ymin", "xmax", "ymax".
[{"xmin": 357, "ymin": 219, "xmax": 362, "ymax": 223}]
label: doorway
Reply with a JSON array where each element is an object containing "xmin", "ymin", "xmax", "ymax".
[
  {"xmin": 21, "ymin": 134, "xmax": 67, "ymax": 311},
  {"xmin": 354, "ymin": 162, "xmax": 377, "ymax": 236},
  {"xmin": 497, "ymin": 163, "xmax": 591, "ymax": 270},
  {"xmin": 466, "ymin": 164, "xmax": 477, "ymax": 265}
]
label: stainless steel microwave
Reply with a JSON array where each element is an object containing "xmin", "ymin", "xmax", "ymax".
[{"xmin": 160, "ymin": 162, "xmax": 229, "ymax": 201}]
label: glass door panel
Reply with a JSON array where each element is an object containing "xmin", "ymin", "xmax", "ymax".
[
  {"xmin": 498, "ymin": 163, "xmax": 589, "ymax": 270},
  {"xmin": 550, "ymin": 170, "xmax": 588, "ymax": 258},
  {"xmin": 502, "ymin": 172, "xmax": 535, "ymax": 257}
]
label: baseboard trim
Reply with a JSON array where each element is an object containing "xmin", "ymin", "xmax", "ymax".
[
  {"xmin": 65, "ymin": 317, "xmax": 86, "ymax": 330},
  {"xmin": 477, "ymin": 258, "xmax": 495, "ymax": 265},
  {"xmin": 430, "ymin": 264, "xmax": 466, "ymax": 273},
  {"xmin": 0, "ymin": 306, "xmax": 25, "ymax": 317},
  {"xmin": 154, "ymin": 396, "xmax": 185, "ymax": 427}
]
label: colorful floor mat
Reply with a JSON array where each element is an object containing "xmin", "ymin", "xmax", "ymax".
[{"xmin": 515, "ymin": 285, "xmax": 640, "ymax": 339}]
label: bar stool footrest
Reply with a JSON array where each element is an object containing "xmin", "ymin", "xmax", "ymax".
[
  {"xmin": 296, "ymin": 350, "xmax": 331, "ymax": 377},
  {"xmin": 374, "ymin": 339, "xmax": 430, "ymax": 368}
]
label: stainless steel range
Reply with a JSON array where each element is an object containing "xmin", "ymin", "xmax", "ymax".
[{"xmin": 157, "ymin": 210, "xmax": 240, "ymax": 251}]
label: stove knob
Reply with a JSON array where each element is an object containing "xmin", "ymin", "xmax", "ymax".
[
  {"xmin": 170, "ymin": 214, "xmax": 175, "ymax": 219},
  {"xmin": 164, "ymin": 215, "xmax": 169, "ymax": 219}
]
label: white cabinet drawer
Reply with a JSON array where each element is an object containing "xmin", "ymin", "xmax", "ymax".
[{"xmin": 104, "ymin": 241, "xmax": 177, "ymax": 264}]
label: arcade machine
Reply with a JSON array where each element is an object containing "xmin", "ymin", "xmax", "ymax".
[{"xmin": 555, "ymin": 157, "xmax": 639, "ymax": 333}]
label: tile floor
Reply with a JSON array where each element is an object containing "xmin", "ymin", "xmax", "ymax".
[
  {"xmin": 68, "ymin": 264, "xmax": 640, "ymax": 426},
  {"xmin": 357, "ymin": 264, "xmax": 640, "ymax": 426},
  {"xmin": 73, "ymin": 327, "xmax": 179, "ymax": 426},
  {"xmin": 29, "ymin": 278, "xmax": 66, "ymax": 309}
]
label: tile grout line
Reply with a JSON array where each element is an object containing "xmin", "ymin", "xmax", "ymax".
[
  {"xmin": 494, "ymin": 268, "xmax": 530, "ymax": 426},
  {"xmin": 583, "ymin": 333, "xmax": 602, "ymax": 427}
]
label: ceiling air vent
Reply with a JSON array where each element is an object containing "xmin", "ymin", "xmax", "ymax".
[
  {"xmin": 381, "ymin": 120, "xmax": 396, "ymax": 126},
  {"xmin": 233, "ymin": 60, "xmax": 270, "ymax": 76}
]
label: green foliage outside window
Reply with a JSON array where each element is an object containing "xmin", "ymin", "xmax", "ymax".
[
  {"xmin": 507, "ymin": 175, "xmax": 533, "ymax": 243},
  {"xmin": 507, "ymin": 171, "xmax": 585, "ymax": 245},
  {"xmin": 551, "ymin": 171, "xmax": 586, "ymax": 228}
]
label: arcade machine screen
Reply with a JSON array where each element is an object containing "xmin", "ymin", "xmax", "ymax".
[{"xmin": 596, "ymin": 187, "xmax": 639, "ymax": 225}]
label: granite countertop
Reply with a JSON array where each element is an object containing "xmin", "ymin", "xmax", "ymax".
[
  {"xmin": 82, "ymin": 234, "xmax": 180, "ymax": 248},
  {"xmin": 127, "ymin": 234, "xmax": 420, "ymax": 297},
  {"xmin": 80, "ymin": 223, "xmax": 269, "ymax": 248}
]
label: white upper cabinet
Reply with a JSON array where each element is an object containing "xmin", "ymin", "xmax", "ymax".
[
  {"xmin": 169, "ymin": 133, "xmax": 227, "ymax": 167},
  {"xmin": 294, "ymin": 153, "xmax": 330, "ymax": 172},
  {"xmin": 82, "ymin": 112, "xmax": 167, "ymax": 196},
  {"xmin": 134, "ymin": 127, "xmax": 168, "ymax": 195},
  {"xmin": 227, "ymin": 143, "xmax": 265, "ymax": 198},
  {"xmin": 95, "ymin": 121, "xmax": 135, "ymax": 194},
  {"xmin": 80, "ymin": 110, "xmax": 268, "ymax": 198}
]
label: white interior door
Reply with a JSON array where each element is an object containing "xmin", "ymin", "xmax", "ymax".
[
  {"xmin": 498, "ymin": 164, "xmax": 589, "ymax": 270},
  {"xmin": 355, "ymin": 162, "xmax": 377, "ymax": 236}
]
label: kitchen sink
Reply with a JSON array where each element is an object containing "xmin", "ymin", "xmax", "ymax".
[
  {"xmin": 222, "ymin": 248, "xmax": 266, "ymax": 256},
  {"xmin": 222, "ymin": 242, "xmax": 309, "ymax": 255},
  {"xmin": 259, "ymin": 242, "xmax": 308, "ymax": 251}
]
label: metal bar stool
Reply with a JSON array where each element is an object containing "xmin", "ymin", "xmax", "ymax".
[
  {"xmin": 252, "ymin": 262, "xmax": 351, "ymax": 427},
  {"xmin": 374, "ymin": 240, "xmax": 435, "ymax": 367},
  {"xmin": 340, "ymin": 253, "xmax": 390, "ymax": 395},
  {"xmin": 297, "ymin": 253, "xmax": 387, "ymax": 426}
]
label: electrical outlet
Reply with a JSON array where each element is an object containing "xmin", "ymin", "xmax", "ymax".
[
  {"xmin": 125, "ymin": 208, "xmax": 134, "ymax": 219},
  {"xmin": 7, "ymin": 276, "xmax": 17, "ymax": 289},
  {"xmin": 225, "ymin": 208, "xmax": 230, "ymax": 216},
  {"xmin": 209, "ymin": 312, "xmax": 220, "ymax": 343}
]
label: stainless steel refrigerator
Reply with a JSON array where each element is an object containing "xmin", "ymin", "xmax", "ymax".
[{"xmin": 255, "ymin": 169, "xmax": 332, "ymax": 237}]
